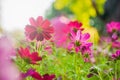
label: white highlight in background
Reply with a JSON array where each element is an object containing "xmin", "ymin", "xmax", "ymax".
[{"xmin": 1, "ymin": 0, "xmax": 54, "ymax": 31}]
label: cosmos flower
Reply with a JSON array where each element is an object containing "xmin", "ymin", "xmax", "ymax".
[
  {"xmin": 68, "ymin": 30, "xmax": 94, "ymax": 62},
  {"xmin": 18, "ymin": 47, "xmax": 42, "ymax": 64},
  {"xmin": 22, "ymin": 69, "xmax": 55, "ymax": 80},
  {"xmin": 67, "ymin": 21, "xmax": 83, "ymax": 32},
  {"xmin": 51, "ymin": 16, "xmax": 69, "ymax": 47},
  {"xmin": 25, "ymin": 16, "xmax": 54, "ymax": 41},
  {"xmin": 106, "ymin": 21, "xmax": 120, "ymax": 33},
  {"xmin": 111, "ymin": 33, "xmax": 118, "ymax": 41},
  {"xmin": 68, "ymin": 30, "xmax": 91, "ymax": 52},
  {"xmin": 112, "ymin": 41, "xmax": 120, "ymax": 48},
  {"xmin": 106, "ymin": 21, "xmax": 120, "ymax": 41},
  {"xmin": 112, "ymin": 50, "xmax": 120, "ymax": 60}
]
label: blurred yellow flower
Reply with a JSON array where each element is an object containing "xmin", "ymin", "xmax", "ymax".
[
  {"xmin": 54, "ymin": 0, "xmax": 70, "ymax": 10},
  {"xmin": 96, "ymin": 0, "xmax": 106, "ymax": 14},
  {"xmin": 53, "ymin": 0, "xmax": 106, "ymax": 25},
  {"xmin": 83, "ymin": 26, "xmax": 100, "ymax": 45}
]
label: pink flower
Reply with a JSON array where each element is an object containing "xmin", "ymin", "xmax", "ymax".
[
  {"xmin": 66, "ymin": 21, "xmax": 83, "ymax": 33},
  {"xmin": 80, "ymin": 42, "xmax": 93, "ymax": 54},
  {"xmin": 18, "ymin": 47, "xmax": 42, "ymax": 64},
  {"xmin": 111, "ymin": 33, "xmax": 118, "ymax": 41},
  {"xmin": 68, "ymin": 30, "xmax": 94, "ymax": 62},
  {"xmin": 69, "ymin": 30, "xmax": 91, "ymax": 52},
  {"xmin": 21, "ymin": 69, "xmax": 43, "ymax": 79},
  {"xmin": 112, "ymin": 50, "xmax": 120, "ymax": 60},
  {"xmin": 42, "ymin": 74, "xmax": 55, "ymax": 80},
  {"xmin": 70, "ymin": 30, "xmax": 90, "ymax": 43},
  {"xmin": 22, "ymin": 69, "xmax": 55, "ymax": 80},
  {"xmin": 0, "ymin": 36, "xmax": 21, "ymax": 80},
  {"xmin": 106, "ymin": 21, "xmax": 120, "ymax": 33},
  {"xmin": 51, "ymin": 16, "xmax": 69, "ymax": 47},
  {"xmin": 25, "ymin": 16, "xmax": 54, "ymax": 41},
  {"xmin": 112, "ymin": 41, "xmax": 120, "ymax": 48},
  {"xmin": 106, "ymin": 21, "xmax": 120, "ymax": 41}
]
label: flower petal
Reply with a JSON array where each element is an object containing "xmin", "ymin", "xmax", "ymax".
[
  {"xmin": 29, "ymin": 17, "xmax": 37, "ymax": 27},
  {"xmin": 30, "ymin": 52, "xmax": 42, "ymax": 62},
  {"xmin": 37, "ymin": 16, "xmax": 43, "ymax": 26},
  {"xmin": 41, "ymin": 19, "xmax": 50, "ymax": 28},
  {"xmin": 81, "ymin": 33, "xmax": 90, "ymax": 42},
  {"xmin": 25, "ymin": 25, "xmax": 36, "ymax": 33},
  {"xmin": 42, "ymin": 31, "xmax": 51, "ymax": 40},
  {"xmin": 44, "ymin": 27, "xmax": 54, "ymax": 33},
  {"xmin": 31, "ymin": 71, "xmax": 42, "ymax": 79},
  {"xmin": 29, "ymin": 31, "xmax": 37, "ymax": 40},
  {"xmin": 76, "ymin": 30, "xmax": 81, "ymax": 41}
]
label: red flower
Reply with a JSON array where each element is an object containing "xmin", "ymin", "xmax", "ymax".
[
  {"xmin": 112, "ymin": 50, "xmax": 120, "ymax": 60},
  {"xmin": 25, "ymin": 16, "xmax": 54, "ymax": 41},
  {"xmin": 18, "ymin": 47, "xmax": 42, "ymax": 64},
  {"xmin": 42, "ymin": 74, "xmax": 55, "ymax": 80},
  {"xmin": 65, "ymin": 21, "xmax": 83, "ymax": 33},
  {"xmin": 22, "ymin": 69, "xmax": 55, "ymax": 80}
]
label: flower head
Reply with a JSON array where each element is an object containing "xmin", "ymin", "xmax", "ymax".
[
  {"xmin": 112, "ymin": 50, "xmax": 120, "ymax": 60},
  {"xmin": 106, "ymin": 21, "xmax": 120, "ymax": 33},
  {"xmin": 68, "ymin": 30, "xmax": 94, "ymax": 62},
  {"xmin": 22, "ymin": 69, "xmax": 55, "ymax": 80},
  {"xmin": 106, "ymin": 21, "xmax": 120, "ymax": 41},
  {"xmin": 64, "ymin": 21, "xmax": 83, "ymax": 34},
  {"xmin": 25, "ymin": 16, "xmax": 54, "ymax": 41},
  {"xmin": 69, "ymin": 30, "xmax": 91, "ymax": 51},
  {"xmin": 51, "ymin": 16, "xmax": 69, "ymax": 47},
  {"xmin": 112, "ymin": 41, "xmax": 120, "ymax": 48},
  {"xmin": 18, "ymin": 47, "xmax": 42, "ymax": 64}
]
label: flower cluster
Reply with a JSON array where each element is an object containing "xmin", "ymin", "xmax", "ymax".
[
  {"xmin": 2, "ymin": 16, "xmax": 120, "ymax": 80},
  {"xmin": 67, "ymin": 21, "xmax": 94, "ymax": 62},
  {"xmin": 106, "ymin": 21, "xmax": 120, "ymax": 49}
]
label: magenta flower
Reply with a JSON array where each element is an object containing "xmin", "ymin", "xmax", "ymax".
[
  {"xmin": 70, "ymin": 30, "xmax": 90, "ymax": 43},
  {"xmin": 21, "ymin": 68, "xmax": 43, "ymax": 79},
  {"xmin": 22, "ymin": 69, "xmax": 55, "ymax": 80},
  {"xmin": 112, "ymin": 41, "xmax": 120, "ymax": 48},
  {"xmin": 112, "ymin": 50, "xmax": 120, "ymax": 60},
  {"xmin": 0, "ymin": 36, "xmax": 21, "ymax": 80},
  {"xmin": 25, "ymin": 16, "xmax": 54, "ymax": 41},
  {"xmin": 106, "ymin": 21, "xmax": 120, "ymax": 41},
  {"xmin": 42, "ymin": 74, "xmax": 55, "ymax": 80},
  {"xmin": 68, "ymin": 30, "xmax": 94, "ymax": 62},
  {"xmin": 21, "ymin": 68, "xmax": 35, "ymax": 78},
  {"xmin": 106, "ymin": 21, "xmax": 120, "ymax": 33},
  {"xmin": 18, "ymin": 47, "xmax": 42, "ymax": 64},
  {"xmin": 69, "ymin": 30, "xmax": 91, "ymax": 52},
  {"xmin": 65, "ymin": 21, "xmax": 84, "ymax": 32},
  {"xmin": 51, "ymin": 16, "xmax": 69, "ymax": 47},
  {"xmin": 111, "ymin": 33, "xmax": 118, "ymax": 41}
]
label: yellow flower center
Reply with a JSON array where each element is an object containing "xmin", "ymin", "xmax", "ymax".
[{"xmin": 37, "ymin": 27, "xmax": 42, "ymax": 33}]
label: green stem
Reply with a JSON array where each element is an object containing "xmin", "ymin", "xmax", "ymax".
[
  {"xmin": 74, "ymin": 54, "xmax": 79, "ymax": 80},
  {"xmin": 98, "ymin": 71, "xmax": 103, "ymax": 80},
  {"xmin": 115, "ymin": 61, "xmax": 118, "ymax": 80}
]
